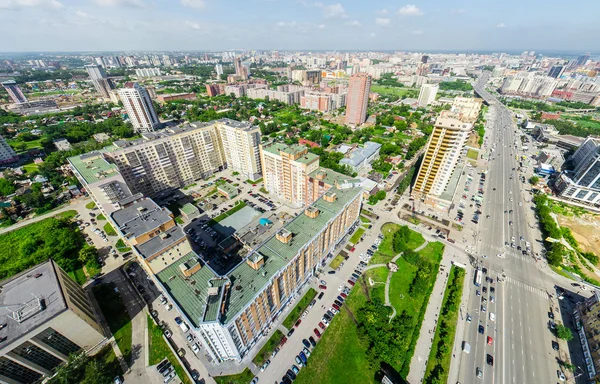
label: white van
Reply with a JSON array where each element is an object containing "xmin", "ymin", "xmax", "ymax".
[
  {"xmin": 179, "ymin": 322, "xmax": 189, "ymax": 332},
  {"xmin": 462, "ymin": 341, "xmax": 471, "ymax": 354},
  {"xmin": 490, "ymin": 313, "xmax": 496, "ymax": 322}
]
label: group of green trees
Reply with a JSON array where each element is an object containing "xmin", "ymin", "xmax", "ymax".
[
  {"xmin": 396, "ymin": 164, "xmax": 417, "ymax": 195},
  {"xmin": 368, "ymin": 190, "xmax": 387, "ymax": 205},
  {"xmin": 439, "ymin": 81, "xmax": 473, "ymax": 92},
  {"xmin": 425, "ymin": 267, "xmax": 466, "ymax": 384},
  {"xmin": 356, "ymin": 299, "xmax": 417, "ymax": 375},
  {"xmin": 375, "ymin": 73, "xmax": 405, "ymax": 88},
  {"xmin": 49, "ymin": 349, "xmax": 120, "ymax": 384},
  {"xmin": 543, "ymin": 118, "xmax": 600, "ymax": 138},
  {"xmin": 0, "ymin": 216, "xmax": 88, "ymax": 280},
  {"xmin": 308, "ymin": 147, "xmax": 356, "ymax": 177}
]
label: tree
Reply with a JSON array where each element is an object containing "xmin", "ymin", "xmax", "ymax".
[
  {"xmin": 78, "ymin": 245, "xmax": 98, "ymax": 264},
  {"xmin": 556, "ymin": 324, "xmax": 573, "ymax": 341},
  {"xmin": 546, "ymin": 243, "xmax": 565, "ymax": 267},
  {"xmin": 0, "ymin": 178, "xmax": 16, "ymax": 197},
  {"xmin": 529, "ymin": 176, "xmax": 540, "ymax": 185}
]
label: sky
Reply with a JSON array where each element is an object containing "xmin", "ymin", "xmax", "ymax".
[{"xmin": 0, "ymin": 0, "xmax": 598, "ymax": 53}]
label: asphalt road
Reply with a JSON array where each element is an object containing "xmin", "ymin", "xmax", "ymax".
[{"xmin": 456, "ymin": 74, "xmax": 574, "ymax": 384}]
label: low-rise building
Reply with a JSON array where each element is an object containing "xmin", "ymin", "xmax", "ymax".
[
  {"xmin": 53, "ymin": 138, "xmax": 72, "ymax": 151},
  {"xmin": 339, "ymin": 141, "xmax": 382, "ymax": 172},
  {"xmin": 0, "ymin": 260, "xmax": 105, "ymax": 384},
  {"xmin": 156, "ymin": 93, "xmax": 196, "ymax": 103},
  {"xmin": 180, "ymin": 203, "xmax": 200, "ymax": 221}
]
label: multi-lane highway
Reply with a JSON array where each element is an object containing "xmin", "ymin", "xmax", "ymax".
[{"xmin": 456, "ymin": 73, "xmax": 572, "ymax": 384}]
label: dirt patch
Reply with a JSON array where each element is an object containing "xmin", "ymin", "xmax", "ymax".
[
  {"xmin": 466, "ymin": 131, "xmax": 481, "ymax": 148},
  {"xmin": 557, "ymin": 214, "xmax": 600, "ymax": 259},
  {"xmin": 343, "ymin": 306, "xmax": 359, "ymax": 326}
]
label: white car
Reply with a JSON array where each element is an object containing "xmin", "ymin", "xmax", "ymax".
[
  {"xmin": 490, "ymin": 313, "xmax": 495, "ymax": 322},
  {"xmin": 191, "ymin": 343, "xmax": 200, "ymax": 354}
]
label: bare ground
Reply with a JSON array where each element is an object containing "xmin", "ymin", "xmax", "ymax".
[{"xmin": 557, "ymin": 214, "xmax": 600, "ymax": 259}]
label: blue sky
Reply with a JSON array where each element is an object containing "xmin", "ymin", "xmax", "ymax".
[{"xmin": 0, "ymin": 0, "xmax": 598, "ymax": 52}]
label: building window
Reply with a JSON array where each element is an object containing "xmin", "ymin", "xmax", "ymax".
[
  {"xmin": 12, "ymin": 341, "xmax": 64, "ymax": 371},
  {"xmin": 34, "ymin": 328, "xmax": 81, "ymax": 357},
  {"xmin": 0, "ymin": 356, "xmax": 43, "ymax": 384}
]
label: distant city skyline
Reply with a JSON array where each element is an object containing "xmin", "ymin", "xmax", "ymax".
[{"xmin": 0, "ymin": 0, "xmax": 598, "ymax": 52}]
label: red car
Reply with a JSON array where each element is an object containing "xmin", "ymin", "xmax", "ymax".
[
  {"xmin": 318, "ymin": 285, "xmax": 327, "ymax": 290},
  {"xmin": 347, "ymin": 280, "xmax": 355, "ymax": 286},
  {"xmin": 252, "ymin": 184, "xmax": 257, "ymax": 187},
  {"xmin": 350, "ymin": 247, "xmax": 356, "ymax": 252},
  {"xmin": 332, "ymin": 303, "xmax": 340, "ymax": 310},
  {"xmin": 294, "ymin": 319, "xmax": 302, "ymax": 327},
  {"xmin": 487, "ymin": 336, "xmax": 493, "ymax": 345},
  {"xmin": 314, "ymin": 328, "xmax": 321, "ymax": 338},
  {"xmin": 318, "ymin": 322, "xmax": 326, "ymax": 330},
  {"xmin": 340, "ymin": 293, "xmax": 347, "ymax": 299}
]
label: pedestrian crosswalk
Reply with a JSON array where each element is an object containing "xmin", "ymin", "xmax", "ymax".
[{"xmin": 504, "ymin": 276, "xmax": 549, "ymax": 298}]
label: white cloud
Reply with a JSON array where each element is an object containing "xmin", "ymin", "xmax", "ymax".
[
  {"xmin": 276, "ymin": 21, "xmax": 297, "ymax": 28},
  {"xmin": 345, "ymin": 20, "xmax": 361, "ymax": 27},
  {"xmin": 92, "ymin": 0, "xmax": 145, "ymax": 7},
  {"xmin": 0, "ymin": 0, "xmax": 63, "ymax": 9},
  {"xmin": 398, "ymin": 4, "xmax": 422, "ymax": 16},
  {"xmin": 180, "ymin": 0, "xmax": 205, "ymax": 9},
  {"xmin": 318, "ymin": 24, "xmax": 326, "ymax": 29},
  {"xmin": 496, "ymin": 22, "xmax": 506, "ymax": 28},
  {"xmin": 185, "ymin": 20, "xmax": 201, "ymax": 30},
  {"xmin": 322, "ymin": 3, "xmax": 347, "ymax": 19},
  {"xmin": 375, "ymin": 18, "xmax": 390, "ymax": 26},
  {"xmin": 411, "ymin": 29, "xmax": 423, "ymax": 35}
]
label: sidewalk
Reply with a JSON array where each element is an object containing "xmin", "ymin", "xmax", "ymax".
[
  {"xmin": 407, "ymin": 246, "xmax": 455, "ymax": 384},
  {"xmin": 448, "ymin": 263, "xmax": 473, "ymax": 383}
]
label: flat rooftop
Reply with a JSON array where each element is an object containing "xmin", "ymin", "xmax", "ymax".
[
  {"xmin": 308, "ymin": 167, "xmax": 349, "ymax": 186},
  {"xmin": 0, "ymin": 261, "xmax": 67, "ymax": 347},
  {"xmin": 135, "ymin": 225, "xmax": 186, "ymax": 259},
  {"xmin": 155, "ymin": 254, "xmax": 224, "ymax": 326},
  {"xmin": 68, "ymin": 151, "xmax": 121, "ymax": 185},
  {"xmin": 221, "ymin": 187, "xmax": 362, "ymax": 323},
  {"xmin": 262, "ymin": 142, "xmax": 319, "ymax": 164},
  {"xmin": 111, "ymin": 198, "xmax": 173, "ymax": 239}
]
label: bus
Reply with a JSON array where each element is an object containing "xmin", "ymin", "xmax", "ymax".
[{"xmin": 474, "ymin": 268, "xmax": 483, "ymax": 287}]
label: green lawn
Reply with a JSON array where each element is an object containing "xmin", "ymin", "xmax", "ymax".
[
  {"xmin": 371, "ymin": 223, "xmax": 425, "ymax": 265},
  {"xmin": 68, "ymin": 267, "xmax": 87, "ymax": 285},
  {"xmin": 246, "ymin": 178, "xmax": 263, "ymax": 184},
  {"xmin": 252, "ymin": 329, "xmax": 284, "ymax": 366},
  {"xmin": 92, "ymin": 284, "xmax": 133, "ymax": 364},
  {"xmin": 424, "ymin": 266, "xmax": 465, "ymax": 383},
  {"xmin": 7, "ymin": 138, "xmax": 43, "ymax": 153},
  {"xmin": 282, "ymin": 288, "xmax": 318, "ymax": 329},
  {"xmin": 85, "ymin": 201, "xmax": 96, "ymax": 209},
  {"xmin": 214, "ymin": 368, "xmax": 255, "ymax": 384},
  {"xmin": 466, "ymin": 148, "xmax": 479, "ymax": 160},
  {"xmin": 329, "ymin": 254, "xmax": 345, "ymax": 269},
  {"xmin": 115, "ymin": 239, "xmax": 131, "ymax": 253},
  {"xmin": 294, "ymin": 282, "xmax": 375, "ymax": 384},
  {"xmin": 360, "ymin": 215, "xmax": 371, "ymax": 223},
  {"xmin": 28, "ymin": 89, "xmax": 79, "ymax": 97},
  {"xmin": 97, "ymin": 214, "xmax": 106, "ymax": 220},
  {"xmin": 296, "ymin": 241, "xmax": 444, "ymax": 383},
  {"xmin": 371, "ymin": 85, "xmax": 418, "ymax": 98},
  {"xmin": 349, "ymin": 227, "xmax": 366, "ymax": 244},
  {"xmin": 147, "ymin": 315, "xmax": 193, "ymax": 384},
  {"xmin": 104, "ymin": 222, "xmax": 117, "ymax": 236},
  {"xmin": 22, "ymin": 162, "xmax": 39, "ymax": 174}
]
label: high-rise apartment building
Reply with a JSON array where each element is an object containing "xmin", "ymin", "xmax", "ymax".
[
  {"xmin": 260, "ymin": 143, "xmax": 320, "ymax": 207},
  {"xmin": 344, "ymin": 73, "xmax": 371, "ymax": 126},
  {"xmin": 135, "ymin": 68, "xmax": 162, "ymax": 77},
  {"xmin": 1, "ymin": 80, "xmax": 27, "ymax": 104},
  {"xmin": 0, "ymin": 260, "xmax": 105, "ymax": 384},
  {"xmin": 234, "ymin": 58, "xmax": 248, "ymax": 79},
  {"xmin": 218, "ymin": 121, "xmax": 262, "ymax": 180},
  {"xmin": 417, "ymin": 83, "xmax": 439, "ymax": 107},
  {"xmin": 413, "ymin": 116, "xmax": 474, "ymax": 202},
  {"xmin": 215, "ymin": 64, "xmax": 224, "ymax": 76},
  {"xmin": 155, "ymin": 186, "xmax": 362, "ymax": 362},
  {"xmin": 573, "ymin": 290, "xmax": 600, "ymax": 381},
  {"xmin": 69, "ymin": 119, "xmax": 261, "ymax": 203},
  {"xmin": 576, "ymin": 53, "xmax": 590, "ymax": 66},
  {"xmin": 118, "ymin": 82, "xmax": 161, "ymax": 133},
  {"xmin": 555, "ymin": 137, "xmax": 600, "ymax": 207},
  {"xmin": 85, "ymin": 64, "xmax": 115, "ymax": 98},
  {"xmin": 0, "ymin": 135, "xmax": 18, "ymax": 164},
  {"xmin": 548, "ymin": 65, "xmax": 565, "ymax": 79}
]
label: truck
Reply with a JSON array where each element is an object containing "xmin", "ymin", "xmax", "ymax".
[
  {"xmin": 179, "ymin": 322, "xmax": 189, "ymax": 333},
  {"xmin": 462, "ymin": 341, "xmax": 471, "ymax": 354}
]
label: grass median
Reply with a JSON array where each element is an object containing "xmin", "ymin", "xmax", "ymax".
[
  {"xmin": 147, "ymin": 315, "xmax": 192, "ymax": 384},
  {"xmin": 214, "ymin": 368, "xmax": 255, "ymax": 384},
  {"xmin": 349, "ymin": 227, "xmax": 365, "ymax": 244},
  {"xmin": 424, "ymin": 265, "xmax": 466, "ymax": 383},
  {"xmin": 282, "ymin": 288, "xmax": 318, "ymax": 329},
  {"xmin": 252, "ymin": 329, "xmax": 284, "ymax": 367}
]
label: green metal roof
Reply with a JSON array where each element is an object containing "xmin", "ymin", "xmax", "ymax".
[
  {"xmin": 221, "ymin": 186, "xmax": 362, "ymax": 323},
  {"xmin": 294, "ymin": 152, "xmax": 319, "ymax": 164},
  {"xmin": 308, "ymin": 167, "xmax": 349, "ymax": 186},
  {"xmin": 261, "ymin": 142, "xmax": 318, "ymax": 164},
  {"xmin": 217, "ymin": 183, "xmax": 239, "ymax": 197},
  {"xmin": 67, "ymin": 150, "xmax": 120, "ymax": 185},
  {"xmin": 156, "ymin": 254, "xmax": 224, "ymax": 326}
]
